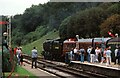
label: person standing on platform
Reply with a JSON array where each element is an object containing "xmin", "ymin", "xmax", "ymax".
[
  {"xmin": 14, "ymin": 47, "xmax": 17, "ymax": 55},
  {"xmin": 16, "ymin": 48, "xmax": 22, "ymax": 65},
  {"xmin": 74, "ymin": 47, "xmax": 79, "ymax": 61},
  {"xmin": 87, "ymin": 46, "xmax": 92, "ymax": 63},
  {"xmin": 90, "ymin": 47, "xmax": 95, "ymax": 63},
  {"xmin": 19, "ymin": 52, "xmax": 23, "ymax": 66},
  {"xmin": 114, "ymin": 46, "xmax": 118, "ymax": 65},
  {"xmin": 65, "ymin": 52, "xmax": 69, "ymax": 64},
  {"xmin": 101, "ymin": 48, "xmax": 107, "ymax": 64},
  {"xmin": 79, "ymin": 46, "xmax": 85, "ymax": 63},
  {"xmin": 98, "ymin": 47, "xmax": 102, "ymax": 63},
  {"xmin": 95, "ymin": 47, "xmax": 101, "ymax": 63},
  {"xmin": 31, "ymin": 47, "xmax": 38, "ymax": 68},
  {"xmin": 106, "ymin": 46, "xmax": 112, "ymax": 66},
  {"xmin": 69, "ymin": 48, "xmax": 74, "ymax": 61},
  {"xmin": 117, "ymin": 47, "xmax": 120, "ymax": 65}
]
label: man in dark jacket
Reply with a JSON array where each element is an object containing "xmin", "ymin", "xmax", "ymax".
[{"xmin": 90, "ymin": 47, "xmax": 95, "ymax": 63}]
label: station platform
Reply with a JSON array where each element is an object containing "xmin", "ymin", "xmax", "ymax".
[
  {"xmin": 21, "ymin": 58, "xmax": 120, "ymax": 77},
  {"xmin": 71, "ymin": 61, "xmax": 120, "ymax": 69},
  {"xmin": 70, "ymin": 61, "xmax": 120, "ymax": 77},
  {"xmin": 20, "ymin": 62, "xmax": 58, "ymax": 78}
]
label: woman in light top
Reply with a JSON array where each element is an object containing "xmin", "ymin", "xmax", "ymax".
[
  {"xmin": 95, "ymin": 47, "xmax": 101, "ymax": 62},
  {"xmin": 106, "ymin": 46, "xmax": 112, "ymax": 66}
]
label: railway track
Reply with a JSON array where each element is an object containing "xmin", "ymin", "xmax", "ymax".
[{"xmin": 23, "ymin": 54, "xmax": 109, "ymax": 78}]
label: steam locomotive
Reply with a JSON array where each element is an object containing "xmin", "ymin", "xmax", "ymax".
[{"xmin": 42, "ymin": 37, "xmax": 120, "ymax": 62}]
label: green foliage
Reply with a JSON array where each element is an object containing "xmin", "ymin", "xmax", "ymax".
[
  {"xmin": 12, "ymin": 3, "xmax": 101, "ymax": 46},
  {"xmin": 107, "ymin": 3, "xmax": 120, "ymax": 16},
  {"xmin": 59, "ymin": 3, "xmax": 120, "ymax": 39},
  {"xmin": 3, "ymin": 46, "xmax": 11, "ymax": 72},
  {"xmin": 100, "ymin": 14, "xmax": 120, "ymax": 37},
  {"xmin": 16, "ymin": 66, "xmax": 37, "ymax": 78},
  {"xmin": 21, "ymin": 26, "xmax": 49, "ymax": 45},
  {"xmin": 98, "ymin": 2, "xmax": 114, "ymax": 9},
  {"xmin": 12, "ymin": 32, "xmax": 24, "ymax": 46},
  {"xmin": 59, "ymin": 16, "xmax": 72, "ymax": 39},
  {"xmin": 21, "ymin": 5, "xmax": 44, "ymax": 33},
  {"xmin": 60, "ymin": 6, "xmax": 106, "ymax": 39},
  {"xmin": 22, "ymin": 30, "xmax": 59, "ymax": 55},
  {"xmin": 11, "ymin": 2, "xmax": 120, "ymax": 48}
]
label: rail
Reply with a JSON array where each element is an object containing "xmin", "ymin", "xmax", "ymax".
[{"xmin": 23, "ymin": 54, "xmax": 109, "ymax": 78}]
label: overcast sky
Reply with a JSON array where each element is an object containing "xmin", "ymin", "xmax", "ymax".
[
  {"xmin": 0, "ymin": 0, "xmax": 119, "ymax": 16},
  {"xmin": 0, "ymin": 0, "xmax": 49, "ymax": 16}
]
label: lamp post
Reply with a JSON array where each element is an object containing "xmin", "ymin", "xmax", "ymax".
[
  {"xmin": 3, "ymin": 32, "xmax": 8, "ymax": 43},
  {"xmin": 115, "ymin": 33, "xmax": 118, "ymax": 37},
  {"xmin": 76, "ymin": 35, "xmax": 79, "ymax": 49},
  {"xmin": 3, "ymin": 32, "xmax": 8, "ymax": 38},
  {"xmin": 3, "ymin": 32, "xmax": 8, "ymax": 49},
  {"xmin": 76, "ymin": 35, "xmax": 79, "ymax": 41},
  {"xmin": 115, "ymin": 33, "xmax": 119, "ymax": 48}
]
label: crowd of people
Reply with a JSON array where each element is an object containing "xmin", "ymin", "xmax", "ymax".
[
  {"xmin": 13, "ymin": 46, "xmax": 38, "ymax": 68},
  {"xmin": 66, "ymin": 46, "xmax": 120, "ymax": 66},
  {"xmin": 14, "ymin": 47, "xmax": 23, "ymax": 66},
  {"xmin": 13, "ymin": 45, "xmax": 120, "ymax": 68}
]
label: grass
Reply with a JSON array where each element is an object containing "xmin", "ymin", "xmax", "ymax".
[
  {"xmin": 16, "ymin": 66, "xmax": 35, "ymax": 77},
  {"xmin": 22, "ymin": 30, "xmax": 59, "ymax": 55},
  {"xmin": 4, "ymin": 30, "xmax": 59, "ymax": 78},
  {"xmin": 4, "ymin": 66, "xmax": 38, "ymax": 78}
]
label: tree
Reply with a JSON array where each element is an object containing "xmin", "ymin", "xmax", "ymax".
[
  {"xmin": 12, "ymin": 2, "xmax": 102, "ymax": 45},
  {"xmin": 100, "ymin": 14, "xmax": 120, "ymax": 37},
  {"xmin": 107, "ymin": 3, "xmax": 120, "ymax": 16},
  {"xmin": 59, "ymin": 7, "xmax": 106, "ymax": 39},
  {"xmin": 59, "ymin": 16, "xmax": 71, "ymax": 39},
  {"xmin": 21, "ymin": 5, "xmax": 44, "ymax": 33}
]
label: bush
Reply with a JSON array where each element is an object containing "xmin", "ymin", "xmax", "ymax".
[{"xmin": 21, "ymin": 26, "xmax": 50, "ymax": 45}]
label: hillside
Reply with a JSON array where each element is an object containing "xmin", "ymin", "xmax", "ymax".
[
  {"xmin": 12, "ymin": 3, "xmax": 120, "ymax": 47},
  {"xmin": 12, "ymin": 2, "xmax": 101, "ymax": 46},
  {"xmin": 22, "ymin": 30, "xmax": 59, "ymax": 55}
]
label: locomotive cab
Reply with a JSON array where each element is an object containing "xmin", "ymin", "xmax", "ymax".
[{"xmin": 43, "ymin": 39, "xmax": 63, "ymax": 61}]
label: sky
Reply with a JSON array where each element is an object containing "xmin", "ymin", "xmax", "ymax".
[
  {"xmin": 0, "ymin": 0, "xmax": 119, "ymax": 16},
  {"xmin": 0, "ymin": 0, "xmax": 49, "ymax": 16}
]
